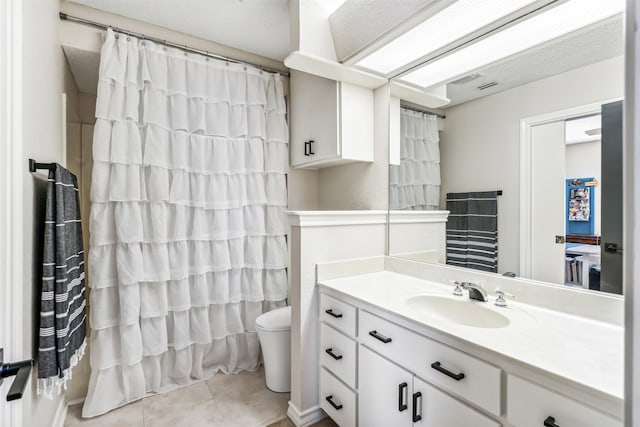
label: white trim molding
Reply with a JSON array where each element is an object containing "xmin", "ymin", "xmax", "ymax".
[
  {"xmin": 52, "ymin": 398, "xmax": 69, "ymax": 427},
  {"xmin": 518, "ymin": 99, "xmax": 621, "ymax": 278},
  {"xmin": 388, "ymin": 210, "xmax": 449, "ymax": 224},
  {"xmin": 286, "ymin": 210, "xmax": 388, "ymax": 227},
  {"xmin": 284, "ymin": 51, "xmax": 387, "ymax": 89},
  {"xmin": 0, "ymin": 0, "xmax": 24, "ymax": 426},
  {"xmin": 286, "ymin": 402, "xmax": 326, "ymax": 427},
  {"xmin": 624, "ymin": 0, "xmax": 640, "ymax": 424}
]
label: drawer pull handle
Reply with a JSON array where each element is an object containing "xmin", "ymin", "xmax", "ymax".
[
  {"xmin": 412, "ymin": 391, "xmax": 423, "ymax": 422},
  {"xmin": 369, "ymin": 330, "xmax": 392, "ymax": 343},
  {"xmin": 326, "ymin": 395, "xmax": 343, "ymax": 411},
  {"xmin": 431, "ymin": 361, "xmax": 465, "ymax": 381},
  {"xmin": 544, "ymin": 416, "xmax": 560, "ymax": 427},
  {"xmin": 325, "ymin": 309, "xmax": 343, "ymax": 318},
  {"xmin": 325, "ymin": 348, "xmax": 343, "ymax": 361},
  {"xmin": 398, "ymin": 382, "xmax": 408, "ymax": 412}
]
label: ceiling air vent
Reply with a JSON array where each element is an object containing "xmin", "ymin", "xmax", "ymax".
[
  {"xmin": 450, "ymin": 73, "xmax": 482, "ymax": 85},
  {"xmin": 477, "ymin": 81, "xmax": 498, "ymax": 91}
]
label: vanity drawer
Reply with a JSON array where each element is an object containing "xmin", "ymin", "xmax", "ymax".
[
  {"xmin": 320, "ymin": 367, "xmax": 357, "ymax": 427},
  {"xmin": 320, "ymin": 293, "xmax": 357, "ymax": 337},
  {"xmin": 359, "ymin": 310, "xmax": 501, "ymax": 416},
  {"xmin": 507, "ymin": 375, "xmax": 622, "ymax": 427},
  {"xmin": 320, "ymin": 322, "xmax": 357, "ymax": 389}
]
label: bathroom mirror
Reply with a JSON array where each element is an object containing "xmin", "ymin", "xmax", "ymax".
[{"xmin": 387, "ymin": 10, "xmax": 624, "ymax": 295}]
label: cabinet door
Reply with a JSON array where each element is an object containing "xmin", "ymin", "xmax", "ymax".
[
  {"xmin": 412, "ymin": 377, "xmax": 500, "ymax": 427},
  {"xmin": 359, "ymin": 346, "xmax": 412, "ymax": 427},
  {"xmin": 339, "ymin": 82, "xmax": 374, "ymax": 162},
  {"xmin": 289, "ymin": 71, "xmax": 339, "ymax": 167},
  {"xmin": 507, "ymin": 375, "xmax": 621, "ymax": 427}
]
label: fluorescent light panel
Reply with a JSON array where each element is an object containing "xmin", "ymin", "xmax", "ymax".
[
  {"xmin": 355, "ymin": 0, "xmax": 539, "ymax": 75},
  {"xmin": 400, "ymin": 0, "xmax": 624, "ymax": 89}
]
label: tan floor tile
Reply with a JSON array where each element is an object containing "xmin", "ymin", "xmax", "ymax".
[
  {"xmin": 143, "ymin": 381, "xmax": 215, "ymax": 427},
  {"xmin": 64, "ymin": 400, "xmax": 144, "ymax": 427},
  {"xmin": 204, "ymin": 368, "xmax": 290, "ymax": 426}
]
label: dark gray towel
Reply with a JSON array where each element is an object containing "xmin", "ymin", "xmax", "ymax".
[
  {"xmin": 446, "ymin": 191, "xmax": 498, "ymax": 272},
  {"xmin": 38, "ymin": 164, "xmax": 87, "ymax": 397}
]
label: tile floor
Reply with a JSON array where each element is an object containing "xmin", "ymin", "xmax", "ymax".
[{"xmin": 64, "ymin": 368, "xmax": 338, "ymax": 427}]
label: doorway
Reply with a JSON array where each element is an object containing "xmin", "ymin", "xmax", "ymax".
[{"xmin": 520, "ymin": 100, "xmax": 623, "ymax": 294}]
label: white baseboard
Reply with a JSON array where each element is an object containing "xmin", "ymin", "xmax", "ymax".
[
  {"xmin": 52, "ymin": 396, "xmax": 68, "ymax": 427},
  {"xmin": 287, "ymin": 402, "xmax": 326, "ymax": 427},
  {"xmin": 66, "ymin": 396, "xmax": 85, "ymax": 407}
]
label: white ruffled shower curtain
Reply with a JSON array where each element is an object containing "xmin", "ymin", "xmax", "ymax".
[
  {"xmin": 82, "ymin": 29, "xmax": 289, "ymax": 417},
  {"xmin": 389, "ymin": 108, "xmax": 441, "ymax": 210}
]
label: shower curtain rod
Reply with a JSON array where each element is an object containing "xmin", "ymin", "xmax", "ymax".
[
  {"xmin": 59, "ymin": 13, "xmax": 290, "ymax": 77},
  {"xmin": 400, "ymin": 103, "xmax": 446, "ymax": 119}
]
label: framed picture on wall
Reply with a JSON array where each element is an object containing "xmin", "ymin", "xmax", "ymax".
[{"xmin": 568, "ymin": 186, "xmax": 590, "ymax": 221}]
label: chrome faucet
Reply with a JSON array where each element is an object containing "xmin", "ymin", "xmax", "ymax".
[{"xmin": 460, "ymin": 282, "xmax": 488, "ymax": 302}]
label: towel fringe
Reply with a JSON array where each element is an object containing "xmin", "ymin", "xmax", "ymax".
[{"xmin": 38, "ymin": 338, "xmax": 87, "ymax": 399}]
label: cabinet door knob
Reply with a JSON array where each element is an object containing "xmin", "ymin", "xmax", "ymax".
[
  {"xmin": 544, "ymin": 416, "xmax": 560, "ymax": 427},
  {"xmin": 430, "ymin": 361, "xmax": 465, "ymax": 381},
  {"xmin": 325, "ymin": 308, "xmax": 343, "ymax": 319},
  {"xmin": 325, "ymin": 395, "xmax": 343, "ymax": 411},
  {"xmin": 369, "ymin": 330, "xmax": 392, "ymax": 344},
  {"xmin": 398, "ymin": 382, "xmax": 408, "ymax": 412},
  {"xmin": 325, "ymin": 348, "xmax": 343, "ymax": 361},
  {"xmin": 412, "ymin": 391, "xmax": 423, "ymax": 422}
]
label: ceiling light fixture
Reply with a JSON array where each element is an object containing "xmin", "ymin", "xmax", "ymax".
[
  {"xmin": 399, "ymin": 0, "xmax": 624, "ymax": 89},
  {"xmin": 354, "ymin": 0, "xmax": 540, "ymax": 75}
]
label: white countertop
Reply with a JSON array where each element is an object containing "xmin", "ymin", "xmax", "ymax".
[{"xmin": 318, "ymin": 270, "xmax": 623, "ymax": 403}]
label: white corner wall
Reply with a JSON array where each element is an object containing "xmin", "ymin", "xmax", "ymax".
[
  {"xmin": 287, "ymin": 212, "xmax": 387, "ymax": 426},
  {"xmin": 21, "ymin": 0, "xmax": 68, "ymax": 425},
  {"xmin": 439, "ymin": 56, "xmax": 624, "ymax": 274},
  {"xmin": 317, "ymin": 85, "xmax": 390, "ymax": 209}
]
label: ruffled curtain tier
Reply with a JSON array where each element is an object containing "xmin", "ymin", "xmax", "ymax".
[
  {"xmin": 83, "ymin": 29, "xmax": 288, "ymax": 417},
  {"xmin": 390, "ymin": 109, "xmax": 441, "ymax": 210}
]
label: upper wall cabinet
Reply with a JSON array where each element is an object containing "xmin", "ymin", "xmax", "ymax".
[{"xmin": 290, "ymin": 71, "xmax": 374, "ymax": 169}]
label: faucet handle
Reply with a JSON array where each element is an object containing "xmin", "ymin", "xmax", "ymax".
[
  {"xmin": 449, "ymin": 280, "xmax": 464, "ymax": 297},
  {"xmin": 494, "ymin": 288, "xmax": 515, "ymax": 307}
]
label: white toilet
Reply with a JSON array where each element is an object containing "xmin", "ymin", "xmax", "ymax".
[{"xmin": 256, "ymin": 305, "xmax": 291, "ymax": 392}]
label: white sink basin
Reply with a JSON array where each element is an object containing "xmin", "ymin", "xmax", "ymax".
[{"xmin": 405, "ymin": 295, "xmax": 513, "ymax": 328}]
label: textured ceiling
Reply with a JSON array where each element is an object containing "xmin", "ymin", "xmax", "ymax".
[
  {"xmin": 68, "ymin": 0, "xmax": 290, "ymax": 60},
  {"xmin": 444, "ymin": 16, "xmax": 624, "ymax": 107}
]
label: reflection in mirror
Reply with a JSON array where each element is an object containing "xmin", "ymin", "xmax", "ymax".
[{"xmin": 387, "ymin": 6, "xmax": 624, "ymax": 294}]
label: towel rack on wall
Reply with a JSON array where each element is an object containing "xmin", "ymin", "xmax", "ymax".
[
  {"xmin": 0, "ymin": 348, "xmax": 33, "ymax": 401},
  {"xmin": 28, "ymin": 158, "xmax": 55, "ymax": 172}
]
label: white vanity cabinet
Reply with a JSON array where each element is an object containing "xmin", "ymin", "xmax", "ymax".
[
  {"xmin": 319, "ymin": 294, "xmax": 359, "ymax": 426},
  {"xmin": 359, "ymin": 346, "xmax": 499, "ymax": 427},
  {"xmin": 318, "ymin": 289, "xmax": 622, "ymax": 427},
  {"xmin": 319, "ymin": 291, "xmax": 499, "ymax": 427},
  {"xmin": 289, "ymin": 71, "xmax": 374, "ymax": 169}
]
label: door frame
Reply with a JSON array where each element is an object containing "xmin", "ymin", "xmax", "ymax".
[
  {"xmin": 519, "ymin": 99, "xmax": 621, "ymax": 278},
  {"xmin": 1, "ymin": 0, "xmax": 24, "ymax": 425}
]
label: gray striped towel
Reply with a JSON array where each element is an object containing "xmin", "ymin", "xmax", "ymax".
[
  {"xmin": 446, "ymin": 191, "xmax": 498, "ymax": 273},
  {"xmin": 38, "ymin": 164, "xmax": 87, "ymax": 398}
]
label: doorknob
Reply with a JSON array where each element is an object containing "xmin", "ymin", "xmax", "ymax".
[{"xmin": 0, "ymin": 348, "xmax": 34, "ymax": 401}]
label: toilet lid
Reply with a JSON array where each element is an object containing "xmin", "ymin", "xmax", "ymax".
[{"xmin": 256, "ymin": 306, "xmax": 291, "ymax": 332}]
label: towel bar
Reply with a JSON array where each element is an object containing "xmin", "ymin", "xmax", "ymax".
[{"xmin": 28, "ymin": 158, "xmax": 55, "ymax": 172}]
